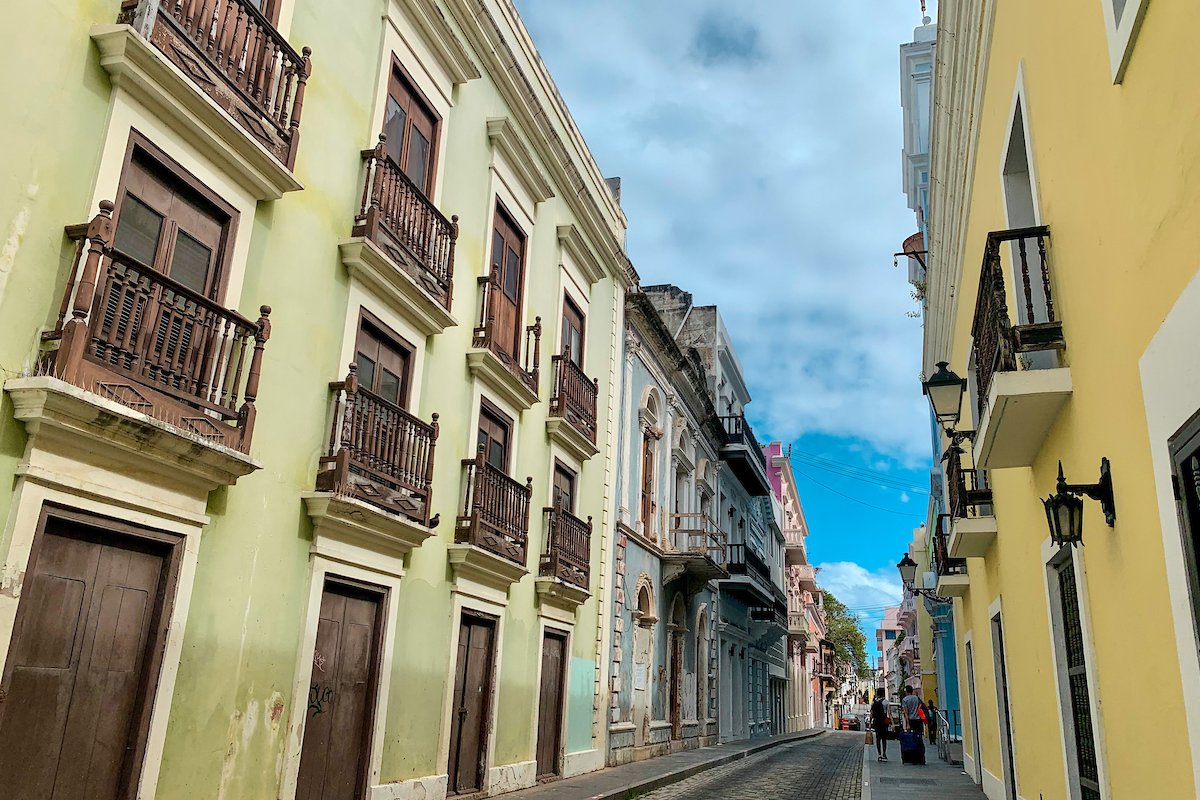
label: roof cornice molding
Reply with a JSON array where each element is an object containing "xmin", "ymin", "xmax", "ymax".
[
  {"xmin": 486, "ymin": 116, "xmax": 554, "ymax": 204},
  {"xmin": 396, "ymin": 0, "xmax": 481, "ymax": 85},
  {"xmin": 557, "ymin": 224, "xmax": 605, "ymax": 286},
  {"xmin": 443, "ymin": 0, "xmax": 638, "ymax": 288}
]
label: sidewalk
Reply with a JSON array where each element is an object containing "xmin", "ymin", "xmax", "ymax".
[
  {"xmin": 862, "ymin": 742, "xmax": 985, "ymax": 800},
  {"xmin": 503, "ymin": 729, "xmax": 826, "ymax": 800}
]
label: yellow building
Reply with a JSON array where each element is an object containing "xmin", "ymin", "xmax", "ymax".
[{"xmin": 925, "ymin": 1, "xmax": 1200, "ymax": 798}]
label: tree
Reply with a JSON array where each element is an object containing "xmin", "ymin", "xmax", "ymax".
[{"xmin": 822, "ymin": 590, "xmax": 869, "ymax": 676}]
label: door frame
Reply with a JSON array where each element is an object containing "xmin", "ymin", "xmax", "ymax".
[
  {"xmin": 0, "ymin": 503, "xmax": 184, "ymax": 799},
  {"xmin": 534, "ymin": 626, "xmax": 569, "ymax": 779},
  {"xmin": 964, "ymin": 633, "xmax": 982, "ymax": 784},
  {"xmin": 280, "ymin": 556, "xmax": 401, "ymax": 800},
  {"xmin": 989, "ymin": 600, "xmax": 1019, "ymax": 800}
]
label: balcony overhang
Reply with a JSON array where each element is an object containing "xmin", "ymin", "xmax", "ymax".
[
  {"xmin": 534, "ymin": 577, "xmax": 590, "ymax": 617},
  {"xmin": 545, "ymin": 417, "xmax": 598, "ymax": 461},
  {"xmin": 949, "ymin": 515, "xmax": 998, "ymax": 559},
  {"xmin": 339, "ymin": 238, "xmax": 457, "ymax": 337},
  {"xmin": 303, "ymin": 492, "xmax": 435, "ymax": 577},
  {"xmin": 976, "ymin": 367, "xmax": 1073, "ymax": 469},
  {"xmin": 90, "ymin": 24, "xmax": 302, "ymax": 201},
  {"xmin": 662, "ymin": 552, "xmax": 727, "ymax": 594},
  {"xmin": 935, "ymin": 573, "xmax": 970, "ymax": 598},
  {"xmin": 466, "ymin": 348, "xmax": 540, "ymax": 411},
  {"xmin": 448, "ymin": 543, "xmax": 528, "ymax": 599},
  {"xmin": 5, "ymin": 375, "xmax": 259, "ymax": 495},
  {"xmin": 719, "ymin": 574, "xmax": 775, "ymax": 607},
  {"xmin": 719, "ymin": 444, "xmax": 772, "ymax": 496}
]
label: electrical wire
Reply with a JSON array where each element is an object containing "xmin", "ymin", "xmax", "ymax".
[
  {"xmin": 791, "ymin": 467, "xmax": 925, "ymax": 518},
  {"xmin": 789, "ymin": 450, "xmax": 930, "ymax": 494}
]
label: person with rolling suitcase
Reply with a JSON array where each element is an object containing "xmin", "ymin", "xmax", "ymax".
[{"xmin": 899, "ymin": 686, "xmax": 927, "ymax": 764}]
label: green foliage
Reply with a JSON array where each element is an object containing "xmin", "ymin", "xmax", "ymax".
[{"xmin": 822, "ymin": 590, "xmax": 870, "ymax": 675}]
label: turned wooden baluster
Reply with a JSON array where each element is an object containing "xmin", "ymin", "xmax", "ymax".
[
  {"xmin": 422, "ymin": 412, "xmax": 439, "ymax": 526},
  {"xmin": 445, "ymin": 214, "xmax": 459, "ymax": 307},
  {"xmin": 57, "ymin": 201, "xmax": 114, "ymax": 384},
  {"xmin": 1038, "ymin": 234, "xmax": 1055, "ymax": 323},
  {"xmin": 236, "ymin": 304, "xmax": 271, "ymax": 451},
  {"xmin": 525, "ymin": 316, "xmax": 542, "ymax": 389},
  {"xmin": 285, "ymin": 47, "xmax": 312, "ymax": 169}
]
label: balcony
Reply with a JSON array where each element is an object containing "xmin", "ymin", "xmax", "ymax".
[
  {"xmin": 933, "ymin": 515, "xmax": 969, "ymax": 598},
  {"xmin": 946, "ymin": 445, "xmax": 997, "ymax": 558},
  {"xmin": 790, "ymin": 563, "xmax": 819, "ymax": 594},
  {"xmin": 722, "ymin": 542, "xmax": 775, "ymax": 606},
  {"xmin": 718, "ymin": 414, "xmax": 771, "ymax": 496},
  {"xmin": 536, "ymin": 503, "xmax": 591, "ymax": 612},
  {"xmin": 451, "ymin": 448, "xmax": 533, "ymax": 592},
  {"xmin": 749, "ymin": 604, "xmax": 789, "ymax": 648},
  {"xmin": 783, "ymin": 526, "xmax": 808, "ymax": 563},
  {"xmin": 662, "ymin": 513, "xmax": 728, "ymax": 592},
  {"xmin": 468, "ymin": 290, "xmax": 541, "ymax": 409},
  {"xmin": 971, "ymin": 227, "xmax": 1072, "ymax": 469},
  {"xmin": 546, "ymin": 350, "xmax": 599, "ymax": 460},
  {"xmin": 340, "ymin": 136, "xmax": 459, "ymax": 336},
  {"xmin": 788, "ymin": 611, "xmax": 807, "ymax": 637},
  {"xmin": 103, "ymin": 0, "xmax": 311, "ymax": 198}
]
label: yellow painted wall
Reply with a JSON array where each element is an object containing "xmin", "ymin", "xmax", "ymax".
[{"xmin": 937, "ymin": 1, "xmax": 1200, "ymax": 798}]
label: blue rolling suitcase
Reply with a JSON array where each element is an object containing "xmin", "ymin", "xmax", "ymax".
[{"xmin": 899, "ymin": 730, "xmax": 926, "ymax": 765}]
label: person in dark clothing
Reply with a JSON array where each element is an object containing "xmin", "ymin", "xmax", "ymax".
[
  {"xmin": 902, "ymin": 685, "xmax": 924, "ymax": 737},
  {"xmin": 925, "ymin": 699, "xmax": 939, "ymax": 744},
  {"xmin": 870, "ymin": 691, "xmax": 890, "ymax": 761}
]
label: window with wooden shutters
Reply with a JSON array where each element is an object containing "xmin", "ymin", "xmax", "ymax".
[
  {"xmin": 561, "ymin": 298, "xmax": 585, "ymax": 367},
  {"xmin": 112, "ymin": 147, "xmax": 232, "ymax": 300},
  {"xmin": 1055, "ymin": 556, "xmax": 1102, "ymax": 800},
  {"xmin": 1170, "ymin": 411, "xmax": 1200, "ymax": 656},
  {"xmin": 488, "ymin": 205, "xmax": 527, "ymax": 360},
  {"xmin": 641, "ymin": 432, "xmax": 656, "ymax": 539},
  {"xmin": 354, "ymin": 315, "xmax": 414, "ymax": 409},
  {"xmin": 383, "ymin": 63, "xmax": 439, "ymax": 196},
  {"xmin": 477, "ymin": 401, "xmax": 512, "ymax": 473},
  {"xmin": 553, "ymin": 462, "xmax": 576, "ymax": 513}
]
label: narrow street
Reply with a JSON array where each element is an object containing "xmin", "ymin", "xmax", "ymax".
[{"xmin": 638, "ymin": 732, "xmax": 863, "ymax": 800}]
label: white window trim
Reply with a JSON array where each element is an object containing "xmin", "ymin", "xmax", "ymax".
[
  {"xmin": 1099, "ymin": 0, "xmax": 1151, "ymax": 84},
  {"xmin": 999, "ymin": 64, "xmax": 1044, "ymax": 231}
]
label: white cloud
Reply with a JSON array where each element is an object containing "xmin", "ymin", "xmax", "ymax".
[
  {"xmin": 816, "ymin": 561, "xmax": 903, "ymax": 612},
  {"xmin": 513, "ymin": 0, "xmax": 935, "ymax": 458}
]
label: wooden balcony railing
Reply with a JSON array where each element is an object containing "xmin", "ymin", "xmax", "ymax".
[
  {"xmin": 49, "ymin": 202, "xmax": 270, "ymax": 453},
  {"xmin": 933, "ymin": 514, "xmax": 967, "ymax": 577},
  {"xmin": 473, "ymin": 280, "xmax": 541, "ymax": 395},
  {"xmin": 720, "ymin": 413, "xmax": 767, "ymax": 469},
  {"xmin": 549, "ymin": 349, "xmax": 598, "ymax": 444},
  {"xmin": 316, "ymin": 363, "xmax": 438, "ymax": 525},
  {"xmin": 119, "ymin": 0, "xmax": 312, "ymax": 169},
  {"xmin": 456, "ymin": 447, "xmax": 533, "ymax": 566},
  {"xmin": 668, "ymin": 513, "xmax": 727, "ymax": 564},
  {"xmin": 540, "ymin": 503, "xmax": 591, "ymax": 591},
  {"xmin": 354, "ymin": 135, "xmax": 457, "ymax": 309},
  {"xmin": 971, "ymin": 226, "xmax": 1064, "ymax": 419},
  {"xmin": 945, "ymin": 446, "xmax": 992, "ymax": 520}
]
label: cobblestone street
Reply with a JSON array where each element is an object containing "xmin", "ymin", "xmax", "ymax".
[{"xmin": 637, "ymin": 732, "xmax": 863, "ymax": 800}]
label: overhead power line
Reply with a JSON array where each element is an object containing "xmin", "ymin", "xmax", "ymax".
[
  {"xmin": 789, "ymin": 449, "xmax": 930, "ymax": 494},
  {"xmin": 791, "ymin": 467, "xmax": 925, "ymax": 519}
]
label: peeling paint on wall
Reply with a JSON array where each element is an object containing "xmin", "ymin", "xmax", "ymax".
[{"xmin": 0, "ymin": 175, "xmax": 38, "ymax": 310}]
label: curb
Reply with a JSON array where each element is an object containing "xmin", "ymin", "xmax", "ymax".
[
  {"xmin": 861, "ymin": 742, "xmax": 873, "ymax": 800},
  {"xmin": 592, "ymin": 729, "xmax": 827, "ymax": 800}
]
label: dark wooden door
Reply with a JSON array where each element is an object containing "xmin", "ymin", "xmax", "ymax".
[
  {"xmin": 640, "ymin": 434, "xmax": 655, "ymax": 537},
  {"xmin": 448, "ymin": 614, "xmax": 496, "ymax": 795},
  {"xmin": 669, "ymin": 633, "xmax": 682, "ymax": 739},
  {"xmin": 535, "ymin": 631, "xmax": 567, "ymax": 778},
  {"xmin": 0, "ymin": 517, "xmax": 169, "ymax": 800},
  {"xmin": 295, "ymin": 581, "xmax": 384, "ymax": 800},
  {"xmin": 355, "ymin": 319, "xmax": 413, "ymax": 408},
  {"xmin": 384, "ymin": 65, "xmax": 438, "ymax": 194},
  {"xmin": 477, "ymin": 403, "xmax": 512, "ymax": 473},
  {"xmin": 489, "ymin": 207, "xmax": 526, "ymax": 360},
  {"xmin": 561, "ymin": 299, "xmax": 585, "ymax": 366},
  {"xmin": 553, "ymin": 463, "xmax": 576, "ymax": 513}
]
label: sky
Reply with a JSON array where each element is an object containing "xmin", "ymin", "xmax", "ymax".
[{"xmin": 512, "ymin": 0, "xmax": 938, "ymax": 657}]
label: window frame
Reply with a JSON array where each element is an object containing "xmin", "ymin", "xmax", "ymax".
[
  {"xmin": 1099, "ymin": 0, "xmax": 1151, "ymax": 84},
  {"xmin": 561, "ymin": 296, "xmax": 586, "ymax": 368},
  {"xmin": 354, "ymin": 309, "xmax": 416, "ymax": 410},
  {"xmin": 1170, "ymin": 407, "xmax": 1200, "ymax": 656},
  {"xmin": 383, "ymin": 56, "xmax": 441, "ymax": 197},
  {"xmin": 111, "ymin": 130, "xmax": 238, "ymax": 303},
  {"xmin": 477, "ymin": 398, "xmax": 514, "ymax": 474},
  {"xmin": 488, "ymin": 200, "xmax": 529, "ymax": 357}
]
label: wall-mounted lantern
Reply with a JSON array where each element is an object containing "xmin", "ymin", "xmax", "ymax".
[
  {"xmin": 922, "ymin": 362, "xmax": 975, "ymax": 445},
  {"xmin": 1043, "ymin": 459, "xmax": 1116, "ymax": 547}
]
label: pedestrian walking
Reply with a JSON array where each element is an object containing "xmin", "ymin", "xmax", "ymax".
[
  {"xmin": 902, "ymin": 686, "xmax": 924, "ymax": 737},
  {"xmin": 925, "ymin": 699, "xmax": 939, "ymax": 744},
  {"xmin": 870, "ymin": 691, "xmax": 890, "ymax": 762}
]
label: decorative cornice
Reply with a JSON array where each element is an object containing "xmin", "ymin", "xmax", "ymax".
[
  {"xmin": 392, "ymin": 0, "xmax": 482, "ymax": 85},
  {"xmin": 557, "ymin": 224, "xmax": 605, "ymax": 286},
  {"xmin": 486, "ymin": 117, "xmax": 554, "ymax": 204},
  {"xmin": 339, "ymin": 238, "xmax": 458, "ymax": 336}
]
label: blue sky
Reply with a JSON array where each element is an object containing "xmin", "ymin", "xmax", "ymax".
[{"xmin": 512, "ymin": 0, "xmax": 938, "ymax": 655}]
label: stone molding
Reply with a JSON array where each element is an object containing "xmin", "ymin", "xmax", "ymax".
[{"xmin": 340, "ymin": 238, "xmax": 458, "ymax": 337}]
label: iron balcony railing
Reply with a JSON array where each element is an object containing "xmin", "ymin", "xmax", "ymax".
[
  {"xmin": 933, "ymin": 514, "xmax": 967, "ymax": 578},
  {"xmin": 945, "ymin": 446, "xmax": 992, "ymax": 519},
  {"xmin": 719, "ymin": 413, "xmax": 767, "ymax": 469},
  {"xmin": 48, "ymin": 202, "xmax": 270, "ymax": 453},
  {"xmin": 726, "ymin": 542, "xmax": 771, "ymax": 584},
  {"xmin": 456, "ymin": 447, "xmax": 533, "ymax": 566},
  {"xmin": 118, "ymin": 0, "xmax": 311, "ymax": 168},
  {"xmin": 354, "ymin": 134, "xmax": 458, "ymax": 310},
  {"xmin": 668, "ymin": 513, "xmax": 727, "ymax": 564},
  {"xmin": 317, "ymin": 363, "xmax": 438, "ymax": 526},
  {"xmin": 540, "ymin": 503, "xmax": 591, "ymax": 591},
  {"xmin": 971, "ymin": 226, "xmax": 1065, "ymax": 419},
  {"xmin": 549, "ymin": 348, "xmax": 598, "ymax": 444}
]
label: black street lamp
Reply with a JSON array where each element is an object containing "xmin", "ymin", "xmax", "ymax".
[
  {"xmin": 896, "ymin": 552, "xmax": 952, "ymax": 603},
  {"xmin": 922, "ymin": 362, "xmax": 967, "ymax": 427},
  {"xmin": 1043, "ymin": 458, "xmax": 1116, "ymax": 547}
]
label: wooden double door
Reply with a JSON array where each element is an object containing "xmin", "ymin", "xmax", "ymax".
[
  {"xmin": 0, "ymin": 511, "xmax": 178, "ymax": 800},
  {"xmin": 296, "ymin": 580, "xmax": 385, "ymax": 800}
]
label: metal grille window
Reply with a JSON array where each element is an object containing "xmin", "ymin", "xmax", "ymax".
[{"xmin": 1056, "ymin": 558, "xmax": 1101, "ymax": 800}]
